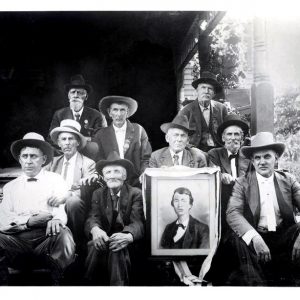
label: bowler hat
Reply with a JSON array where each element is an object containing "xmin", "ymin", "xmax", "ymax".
[
  {"xmin": 99, "ymin": 95, "xmax": 138, "ymax": 118},
  {"xmin": 241, "ymin": 132, "xmax": 285, "ymax": 159},
  {"xmin": 160, "ymin": 115, "xmax": 195, "ymax": 135},
  {"xmin": 96, "ymin": 151, "xmax": 136, "ymax": 178},
  {"xmin": 64, "ymin": 74, "xmax": 92, "ymax": 93},
  {"xmin": 11, "ymin": 132, "xmax": 54, "ymax": 166},
  {"xmin": 50, "ymin": 119, "xmax": 87, "ymax": 150},
  {"xmin": 217, "ymin": 114, "xmax": 249, "ymax": 141}
]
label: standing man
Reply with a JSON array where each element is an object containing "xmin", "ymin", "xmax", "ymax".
[
  {"xmin": 226, "ymin": 132, "xmax": 300, "ymax": 285},
  {"xmin": 84, "ymin": 151, "xmax": 145, "ymax": 285},
  {"xmin": 46, "ymin": 119, "xmax": 97, "ymax": 249},
  {"xmin": 149, "ymin": 115, "xmax": 207, "ymax": 168},
  {"xmin": 49, "ymin": 74, "xmax": 107, "ymax": 160},
  {"xmin": 176, "ymin": 71, "xmax": 228, "ymax": 152},
  {"xmin": 0, "ymin": 133, "xmax": 75, "ymax": 285},
  {"xmin": 93, "ymin": 95, "xmax": 152, "ymax": 187}
]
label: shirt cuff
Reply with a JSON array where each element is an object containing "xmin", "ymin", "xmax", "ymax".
[{"xmin": 242, "ymin": 229, "xmax": 259, "ymax": 245}]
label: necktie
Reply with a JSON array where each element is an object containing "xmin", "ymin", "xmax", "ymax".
[
  {"xmin": 228, "ymin": 154, "xmax": 238, "ymax": 160},
  {"xmin": 173, "ymin": 154, "xmax": 179, "ymax": 165},
  {"xmin": 175, "ymin": 223, "xmax": 185, "ymax": 230},
  {"xmin": 173, "ymin": 223, "xmax": 186, "ymax": 242},
  {"xmin": 27, "ymin": 178, "xmax": 38, "ymax": 182},
  {"xmin": 63, "ymin": 161, "xmax": 70, "ymax": 180},
  {"xmin": 75, "ymin": 113, "xmax": 80, "ymax": 122},
  {"xmin": 111, "ymin": 194, "xmax": 119, "ymax": 212}
]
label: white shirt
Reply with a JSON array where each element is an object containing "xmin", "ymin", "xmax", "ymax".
[
  {"xmin": 61, "ymin": 152, "xmax": 78, "ymax": 190},
  {"xmin": 199, "ymin": 103, "xmax": 214, "ymax": 146},
  {"xmin": 72, "ymin": 107, "xmax": 83, "ymax": 121},
  {"xmin": 173, "ymin": 217, "xmax": 189, "ymax": 242},
  {"xmin": 113, "ymin": 122, "xmax": 127, "ymax": 159},
  {"xmin": 242, "ymin": 172, "xmax": 282, "ymax": 245},
  {"xmin": 169, "ymin": 149, "xmax": 184, "ymax": 165},
  {"xmin": 0, "ymin": 169, "xmax": 69, "ymax": 229},
  {"xmin": 227, "ymin": 150, "xmax": 237, "ymax": 179}
]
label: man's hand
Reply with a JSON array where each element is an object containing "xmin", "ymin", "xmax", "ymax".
[
  {"xmin": 292, "ymin": 233, "xmax": 300, "ymax": 262},
  {"xmin": 46, "ymin": 219, "xmax": 65, "ymax": 236},
  {"xmin": 221, "ymin": 173, "xmax": 235, "ymax": 185},
  {"xmin": 252, "ymin": 235, "xmax": 271, "ymax": 263},
  {"xmin": 79, "ymin": 174, "xmax": 99, "ymax": 186},
  {"xmin": 91, "ymin": 226, "xmax": 109, "ymax": 251},
  {"xmin": 108, "ymin": 232, "xmax": 133, "ymax": 252},
  {"xmin": 27, "ymin": 212, "xmax": 53, "ymax": 228},
  {"xmin": 47, "ymin": 193, "xmax": 70, "ymax": 207}
]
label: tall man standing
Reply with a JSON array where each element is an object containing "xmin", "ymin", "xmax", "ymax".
[{"xmin": 176, "ymin": 71, "xmax": 228, "ymax": 152}]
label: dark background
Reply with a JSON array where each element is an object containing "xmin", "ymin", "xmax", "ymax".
[{"xmin": 0, "ymin": 11, "xmax": 197, "ymax": 167}]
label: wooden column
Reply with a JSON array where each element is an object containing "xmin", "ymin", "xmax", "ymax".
[{"xmin": 251, "ymin": 17, "xmax": 274, "ymax": 135}]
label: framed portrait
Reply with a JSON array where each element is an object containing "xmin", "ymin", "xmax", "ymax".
[{"xmin": 143, "ymin": 167, "xmax": 220, "ymax": 258}]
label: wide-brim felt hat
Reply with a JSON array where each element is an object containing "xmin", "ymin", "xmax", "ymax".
[
  {"xmin": 50, "ymin": 119, "xmax": 87, "ymax": 150},
  {"xmin": 160, "ymin": 115, "xmax": 195, "ymax": 136},
  {"xmin": 192, "ymin": 71, "xmax": 224, "ymax": 96},
  {"xmin": 96, "ymin": 151, "xmax": 136, "ymax": 178},
  {"xmin": 99, "ymin": 95, "xmax": 138, "ymax": 118},
  {"xmin": 64, "ymin": 74, "xmax": 93, "ymax": 94},
  {"xmin": 241, "ymin": 132, "xmax": 286, "ymax": 159},
  {"xmin": 217, "ymin": 114, "xmax": 249, "ymax": 141},
  {"xmin": 11, "ymin": 132, "xmax": 54, "ymax": 166}
]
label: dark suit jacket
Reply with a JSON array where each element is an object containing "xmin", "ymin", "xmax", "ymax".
[
  {"xmin": 92, "ymin": 120, "xmax": 152, "ymax": 184},
  {"xmin": 177, "ymin": 100, "xmax": 228, "ymax": 148},
  {"xmin": 160, "ymin": 215, "xmax": 209, "ymax": 249},
  {"xmin": 85, "ymin": 183, "xmax": 145, "ymax": 241},
  {"xmin": 49, "ymin": 106, "xmax": 107, "ymax": 138},
  {"xmin": 226, "ymin": 170, "xmax": 300, "ymax": 238},
  {"xmin": 149, "ymin": 147, "xmax": 207, "ymax": 168}
]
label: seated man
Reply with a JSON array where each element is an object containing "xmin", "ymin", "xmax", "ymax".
[
  {"xmin": 46, "ymin": 119, "xmax": 98, "ymax": 249},
  {"xmin": 84, "ymin": 151, "xmax": 145, "ymax": 285},
  {"xmin": 160, "ymin": 187, "xmax": 209, "ymax": 249},
  {"xmin": 226, "ymin": 132, "xmax": 300, "ymax": 285},
  {"xmin": 149, "ymin": 115, "xmax": 207, "ymax": 168},
  {"xmin": 0, "ymin": 132, "xmax": 75, "ymax": 285}
]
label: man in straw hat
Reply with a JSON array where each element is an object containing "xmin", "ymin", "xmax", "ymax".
[
  {"xmin": 84, "ymin": 151, "xmax": 145, "ymax": 285},
  {"xmin": 49, "ymin": 74, "xmax": 107, "ymax": 160},
  {"xmin": 176, "ymin": 71, "xmax": 228, "ymax": 152},
  {"xmin": 46, "ymin": 119, "xmax": 98, "ymax": 249},
  {"xmin": 149, "ymin": 114, "xmax": 207, "ymax": 168},
  {"xmin": 93, "ymin": 95, "xmax": 152, "ymax": 187},
  {"xmin": 226, "ymin": 132, "xmax": 300, "ymax": 285},
  {"xmin": 0, "ymin": 132, "xmax": 75, "ymax": 285}
]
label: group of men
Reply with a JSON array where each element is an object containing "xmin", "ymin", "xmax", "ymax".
[{"xmin": 1, "ymin": 72, "xmax": 300, "ymax": 286}]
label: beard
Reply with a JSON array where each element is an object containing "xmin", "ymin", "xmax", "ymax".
[{"xmin": 225, "ymin": 140, "xmax": 241, "ymax": 154}]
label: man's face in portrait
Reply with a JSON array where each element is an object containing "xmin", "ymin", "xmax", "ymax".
[
  {"xmin": 103, "ymin": 165, "xmax": 127, "ymax": 191},
  {"xmin": 57, "ymin": 132, "xmax": 80, "ymax": 159},
  {"xmin": 252, "ymin": 149, "xmax": 277, "ymax": 178},
  {"xmin": 108, "ymin": 103, "xmax": 129, "ymax": 128},
  {"xmin": 19, "ymin": 147, "xmax": 46, "ymax": 177},
  {"xmin": 196, "ymin": 83, "xmax": 215, "ymax": 107},
  {"xmin": 166, "ymin": 128, "xmax": 189, "ymax": 153},
  {"xmin": 222, "ymin": 125, "xmax": 243, "ymax": 154},
  {"xmin": 172, "ymin": 192, "xmax": 192, "ymax": 218},
  {"xmin": 68, "ymin": 88, "xmax": 88, "ymax": 112}
]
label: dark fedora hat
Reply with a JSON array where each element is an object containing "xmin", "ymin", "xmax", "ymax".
[
  {"xmin": 160, "ymin": 115, "xmax": 195, "ymax": 136},
  {"xmin": 99, "ymin": 95, "xmax": 138, "ymax": 118},
  {"xmin": 241, "ymin": 132, "xmax": 285, "ymax": 159},
  {"xmin": 217, "ymin": 114, "xmax": 249, "ymax": 141},
  {"xmin": 96, "ymin": 151, "xmax": 136, "ymax": 178},
  {"xmin": 11, "ymin": 132, "xmax": 54, "ymax": 166},
  {"xmin": 192, "ymin": 71, "xmax": 224, "ymax": 96},
  {"xmin": 64, "ymin": 74, "xmax": 93, "ymax": 93}
]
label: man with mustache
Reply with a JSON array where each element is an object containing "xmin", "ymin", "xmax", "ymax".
[
  {"xmin": 176, "ymin": 71, "xmax": 228, "ymax": 152},
  {"xmin": 49, "ymin": 74, "xmax": 107, "ymax": 160}
]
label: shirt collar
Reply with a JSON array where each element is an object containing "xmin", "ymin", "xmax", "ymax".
[
  {"xmin": 63, "ymin": 151, "xmax": 78, "ymax": 165},
  {"xmin": 24, "ymin": 169, "xmax": 44, "ymax": 181},
  {"xmin": 72, "ymin": 107, "xmax": 84, "ymax": 118},
  {"xmin": 110, "ymin": 189, "xmax": 121, "ymax": 197},
  {"xmin": 256, "ymin": 172, "xmax": 274, "ymax": 184},
  {"xmin": 176, "ymin": 216, "xmax": 189, "ymax": 228},
  {"xmin": 169, "ymin": 149, "xmax": 184, "ymax": 161},
  {"xmin": 227, "ymin": 149, "xmax": 239, "ymax": 157},
  {"xmin": 113, "ymin": 121, "xmax": 127, "ymax": 132}
]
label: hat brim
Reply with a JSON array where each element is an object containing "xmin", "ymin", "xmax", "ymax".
[
  {"xmin": 160, "ymin": 123, "xmax": 194, "ymax": 136},
  {"xmin": 192, "ymin": 78, "xmax": 223, "ymax": 95},
  {"xmin": 241, "ymin": 143, "xmax": 286, "ymax": 159},
  {"xmin": 217, "ymin": 119, "xmax": 249, "ymax": 141},
  {"xmin": 99, "ymin": 96, "xmax": 138, "ymax": 118},
  {"xmin": 10, "ymin": 139, "xmax": 54, "ymax": 166},
  {"xmin": 50, "ymin": 127, "xmax": 87, "ymax": 150},
  {"xmin": 96, "ymin": 158, "xmax": 136, "ymax": 178},
  {"xmin": 64, "ymin": 84, "xmax": 92, "ymax": 94}
]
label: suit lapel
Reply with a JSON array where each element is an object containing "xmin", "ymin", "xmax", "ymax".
[
  {"xmin": 53, "ymin": 155, "xmax": 64, "ymax": 174},
  {"xmin": 159, "ymin": 148, "xmax": 174, "ymax": 166},
  {"xmin": 182, "ymin": 149, "xmax": 194, "ymax": 167},
  {"xmin": 119, "ymin": 184, "xmax": 129, "ymax": 220},
  {"xmin": 247, "ymin": 172, "xmax": 261, "ymax": 224},
  {"xmin": 182, "ymin": 217, "xmax": 193, "ymax": 248},
  {"xmin": 124, "ymin": 120, "xmax": 134, "ymax": 156},
  {"xmin": 219, "ymin": 148, "xmax": 232, "ymax": 174},
  {"xmin": 73, "ymin": 153, "xmax": 83, "ymax": 183},
  {"xmin": 64, "ymin": 108, "xmax": 74, "ymax": 120},
  {"xmin": 107, "ymin": 125, "xmax": 120, "ymax": 155},
  {"xmin": 105, "ymin": 188, "xmax": 114, "ymax": 228}
]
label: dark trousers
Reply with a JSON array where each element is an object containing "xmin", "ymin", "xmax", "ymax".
[
  {"xmin": 0, "ymin": 227, "xmax": 75, "ymax": 284},
  {"xmin": 228, "ymin": 223, "xmax": 300, "ymax": 286},
  {"xmin": 84, "ymin": 241, "xmax": 131, "ymax": 286}
]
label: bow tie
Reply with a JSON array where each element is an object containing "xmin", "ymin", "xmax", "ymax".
[
  {"xmin": 175, "ymin": 223, "xmax": 185, "ymax": 230},
  {"xmin": 27, "ymin": 178, "xmax": 38, "ymax": 182},
  {"xmin": 228, "ymin": 153, "xmax": 238, "ymax": 160}
]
